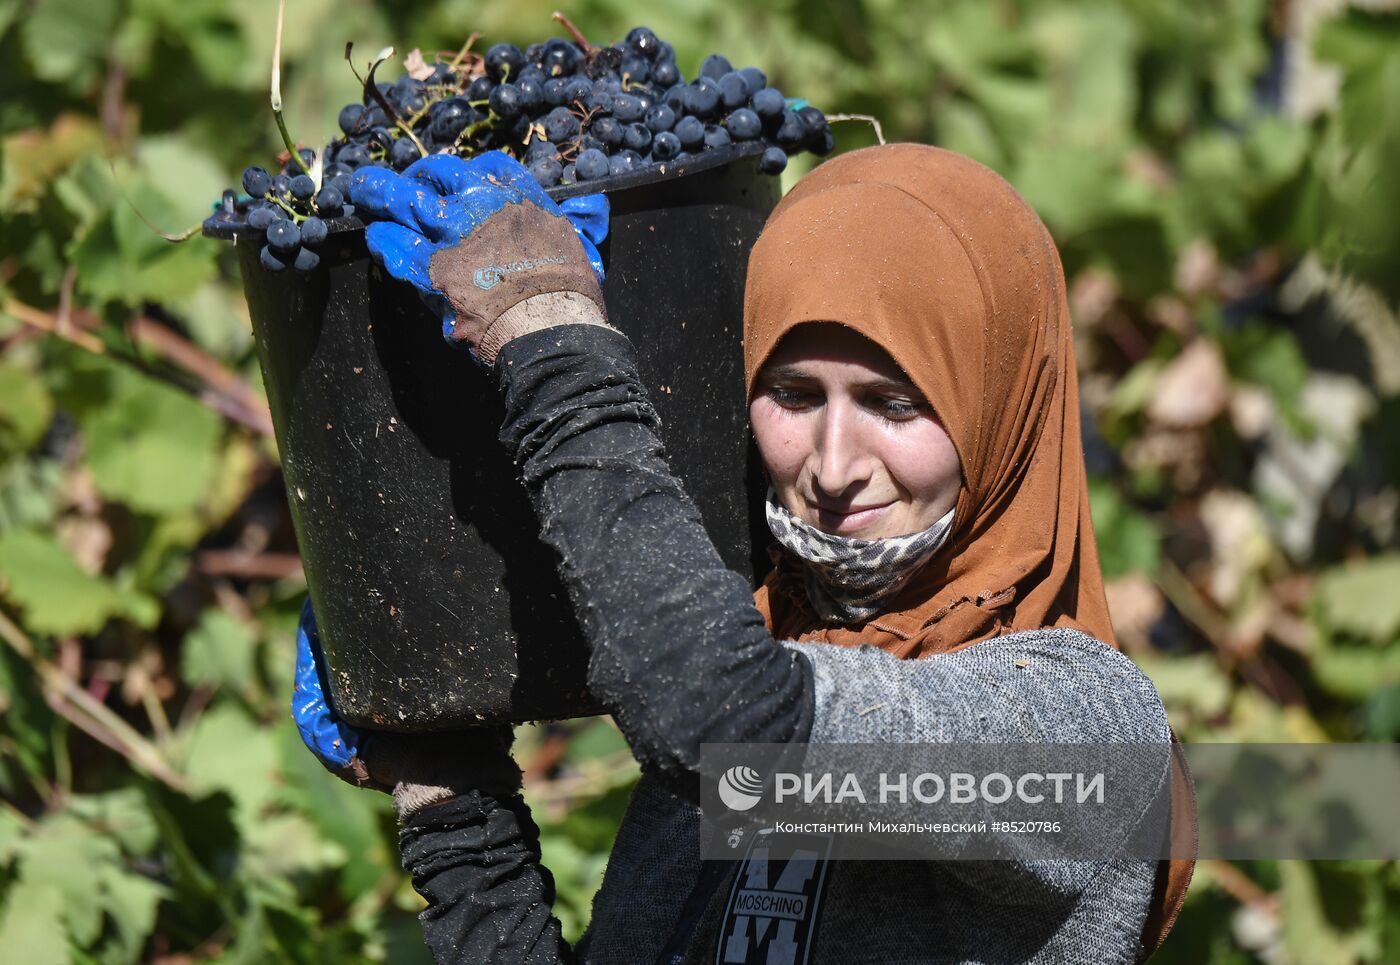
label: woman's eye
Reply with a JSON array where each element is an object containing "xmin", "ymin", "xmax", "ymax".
[
  {"xmin": 873, "ymin": 397, "xmax": 923, "ymax": 420},
  {"xmin": 768, "ymin": 387, "xmax": 817, "ymax": 409}
]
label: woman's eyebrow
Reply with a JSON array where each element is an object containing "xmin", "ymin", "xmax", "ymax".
[
  {"xmin": 761, "ymin": 364, "xmax": 924, "ymax": 392},
  {"xmin": 760, "ymin": 364, "xmax": 918, "ymax": 393}
]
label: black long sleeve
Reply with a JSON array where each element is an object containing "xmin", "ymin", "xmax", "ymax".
[
  {"xmin": 398, "ymin": 322, "xmax": 813, "ymax": 964},
  {"xmin": 493, "ymin": 323, "xmax": 814, "ymax": 781}
]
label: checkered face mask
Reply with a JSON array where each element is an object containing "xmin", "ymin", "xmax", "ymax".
[{"xmin": 764, "ymin": 487, "xmax": 955, "ymax": 625}]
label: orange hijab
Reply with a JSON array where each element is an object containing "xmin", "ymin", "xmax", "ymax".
[
  {"xmin": 746, "ymin": 143, "xmax": 1115, "ymax": 658},
  {"xmin": 744, "ymin": 143, "xmax": 1193, "ymax": 959}
]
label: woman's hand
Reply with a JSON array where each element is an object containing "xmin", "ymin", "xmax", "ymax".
[
  {"xmin": 346, "ymin": 151, "xmax": 611, "ymax": 365},
  {"xmin": 291, "ymin": 599, "xmax": 524, "ymax": 818}
]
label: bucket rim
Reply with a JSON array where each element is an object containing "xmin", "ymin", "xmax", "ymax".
[{"xmin": 203, "ymin": 141, "xmax": 768, "ymax": 241}]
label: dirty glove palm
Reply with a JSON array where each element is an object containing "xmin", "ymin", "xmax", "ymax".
[
  {"xmin": 292, "ymin": 599, "xmax": 522, "ymax": 819},
  {"xmin": 348, "ymin": 152, "xmax": 609, "ymax": 363}
]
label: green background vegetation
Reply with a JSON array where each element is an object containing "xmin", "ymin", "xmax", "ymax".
[{"xmin": 2, "ymin": 0, "xmax": 1398, "ymax": 960}]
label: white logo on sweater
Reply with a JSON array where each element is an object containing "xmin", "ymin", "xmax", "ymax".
[{"xmin": 717, "ymin": 828, "xmax": 833, "ymax": 965}]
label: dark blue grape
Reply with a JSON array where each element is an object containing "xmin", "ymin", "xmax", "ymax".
[
  {"xmin": 775, "ymin": 110, "xmax": 807, "ymax": 149},
  {"xmin": 591, "ymin": 116, "xmax": 624, "ymax": 148},
  {"xmin": 431, "ymin": 113, "xmax": 467, "ymax": 143},
  {"xmin": 270, "ymin": 173, "xmax": 291, "ymax": 196},
  {"xmin": 663, "ymin": 84, "xmax": 687, "ymax": 111},
  {"xmin": 620, "ymin": 56, "xmax": 650, "ymax": 85},
  {"xmin": 797, "ymin": 106, "xmax": 828, "ymax": 136},
  {"xmin": 626, "ymin": 26, "xmax": 661, "ymax": 60},
  {"xmin": 586, "ymin": 88, "xmax": 614, "ymax": 113},
  {"xmin": 652, "ymin": 61, "xmax": 681, "ymax": 87},
  {"xmin": 282, "ymin": 148, "xmax": 315, "ymax": 176},
  {"xmin": 560, "ymin": 161, "xmax": 577, "ymax": 184},
  {"xmin": 518, "ymin": 65, "xmax": 546, "ymax": 86},
  {"xmin": 524, "ymin": 140, "xmax": 559, "ymax": 164},
  {"xmin": 395, "ymin": 138, "xmax": 424, "ymax": 169},
  {"xmin": 724, "ymin": 108, "xmax": 761, "ymax": 141},
  {"xmin": 575, "ymin": 148, "xmax": 610, "ymax": 181},
  {"xmin": 740, "ymin": 67, "xmax": 767, "ymax": 92},
  {"xmin": 314, "ymin": 185, "xmax": 343, "ymax": 213},
  {"xmin": 517, "ymin": 77, "xmax": 545, "ymax": 112},
  {"xmin": 260, "ymin": 245, "xmax": 288, "ymax": 272},
  {"xmin": 563, "ymin": 76, "xmax": 592, "ymax": 105},
  {"xmin": 529, "ymin": 157, "xmax": 563, "ymax": 186},
  {"xmin": 247, "ymin": 204, "xmax": 278, "ymax": 230},
  {"xmin": 338, "ymin": 104, "xmax": 365, "ymax": 135},
  {"xmin": 267, "ymin": 218, "xmax": 301, "ymax": 252},
  {"xmin": 338, "ymin": 144, "xmax": 370, "ymax": 168},
  {"xmin": 651, "ymin": 130, "xmax": 681, "ymax": 161},
  {"xmin": 485, "ymin": 42, "xmax": 525, "ymax": 82},
  {"xmin": 608, "ymin": 154, "xmax": 633, "ymax": 177},
  {"xmin": 674, "ymin": 115, "xmax": 705, "ymax": 149},
  {"xmin": 700, "ymin": 54, "xmax": 733, "ymax": 80},
  {"xmin": 644, "ymin": 104, "xmax": 676, "ymax": 133},
  {"xmin": 751, "ymin": 87, "xmax": 786, "ymax": 120},
  {"xmin": 467, "ymin": 75, "xmax": 495, "ymax": 101},
  {"xmin": 242, "ymin": 166, "xmax": 272, "ymax": 197},
  {"xmin": 619, "ymin": 149, "xmax": 645, "ymax": 167},
  {"xmin": 544, "ymin": 106, "xmax": 580, "ymax": 142},
  {"xmin": 718, "ymin": 72, "xmax": 750, "ymax": 109},
  {"xmin": 294, "ymin": 247, "xmax": 320, "ymax": 272},
  {"xmin": 623, "ymin": 122, "xmax": 652, "ymax": 152},
  {"xmin": 368, "ymin": 126, "xmax": 394, "ymax": 151},
  {"xmin": 810, "ymin": 127, "xmax": 836, "ymax": 156},
  {"xmin": 430, "ymin": 63, "xmax": 457, "ymax": 85},
  {"xmin": 758, "ymin": 146, "xmax": 788, "ymax": 175},
  {"xmin": 300, "ymin": 216, "xmax": 328, "ymax": 245},
  {"xmin": 324, "ymin": 162, "xmax": 351, "ymax": 180},
  {"xmin": 684, "ymin": 78, "xmax": 721, "ymax": 119},
  {"xmin": 330, "ymin": 173, "xmax": 352, "ymax": 195},
  {"xmin": 489, "ymin": 83, "xmax": 523, "ymax": 118},
  {"xmin": 543, "ymin": 77, "xmax": 570, "ymax": 106},
  {"xmin": 542, "ymin": 39, "xmax": 580, "ymax": 76},
  {"xmin": 612, "ymin": 94, "xmax": 645, "ymax": 123},
  {"xmin": 703, "ymin": 124, "xmax": 731, "ymax": 149}
]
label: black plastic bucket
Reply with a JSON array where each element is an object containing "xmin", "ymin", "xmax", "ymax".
[{"xmin": 204, "ymin": 144, "xmax": 779, "ymax": 730}]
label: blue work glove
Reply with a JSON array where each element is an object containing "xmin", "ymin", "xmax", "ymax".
[
  {"xmin": 347, "ymin": 151, "xmax": 611, "ymax": 366},
  {"xmin": 292, "ymin": 599, "xmax": 523, "ymax": 817}
]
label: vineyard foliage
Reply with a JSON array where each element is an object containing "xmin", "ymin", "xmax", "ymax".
[{"xmin": 1, "ymin": 0, "xmax": 1398, "ymax": 961}]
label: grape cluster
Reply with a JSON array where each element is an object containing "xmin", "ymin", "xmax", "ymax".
[
  {"xmin": 238, "ymin": 156, "xmax": 349, "ymax": 272},
  {"xmin": 235, "ymin": 26, "xmax": 835, "ymax": 272}
]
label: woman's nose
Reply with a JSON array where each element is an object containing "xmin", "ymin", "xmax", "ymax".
[{"xmin": 811, "ymin": 406, "xmax": 873, "ymax": 496}]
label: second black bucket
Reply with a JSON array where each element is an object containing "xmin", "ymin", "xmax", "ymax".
[{"xmin": 205, "ymin": 145, "xmax": 779, "ymax": 730}]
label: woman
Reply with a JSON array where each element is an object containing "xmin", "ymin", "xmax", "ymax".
[{"xmin": 293, "ymin": 143, "xmax": 1194, "ymax": 963}]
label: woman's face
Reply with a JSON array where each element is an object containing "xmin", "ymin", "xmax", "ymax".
[{"xmin": 749, "ymin": 324, "xmax": 962, "ymax": 539}]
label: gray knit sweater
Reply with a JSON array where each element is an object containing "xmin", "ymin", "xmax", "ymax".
[{"xmin": 577, "ymin": 630, "xmax": 1169, "ymax": 965}]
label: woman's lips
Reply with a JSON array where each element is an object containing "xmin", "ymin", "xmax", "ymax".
[{"xmin": 810, "ymin": 502, "xmax": 893, "ymax": 534}]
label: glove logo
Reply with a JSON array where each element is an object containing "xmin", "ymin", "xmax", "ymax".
[
  {"xmin": 473, "ymin": 255, "xmax": 569, "ymax": 291},
  {"xmin": 718, "ymin": 764, "xmax": 765, "ymax": 812}
]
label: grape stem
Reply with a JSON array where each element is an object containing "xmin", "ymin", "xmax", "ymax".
[
  {"xmin": 551, "ymin": 11, "xmax": 593, "ymax": 50},
  {"xmin": 452, "ymin": 112, "xmax": 496, "ymax": 151},
  {"xmin": 396, "ymin": 121, "xmax": 429, "ymax": 159},
  {"xmin": 825, "ymin": 113, "xmax": 885, "ymax": 145},
  {"xmin": 268, "ymin": 194, "xmax": 305, "ymax": 222},
  {"xmin": 269, "ymin": 0, "xmax": 311, "ymax": 175},
  {"xmin": 448, "ymin": 33, "xmax": 481, "ymax": 72}
]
